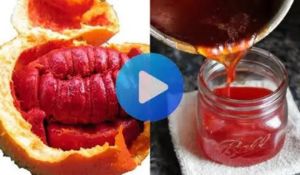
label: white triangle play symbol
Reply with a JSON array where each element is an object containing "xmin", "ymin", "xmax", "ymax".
[{"xmin": 139, "ymin": 71, "xmax": 168, "ymax": 104}]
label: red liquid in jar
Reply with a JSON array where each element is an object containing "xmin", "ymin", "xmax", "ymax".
[{"xmin": 198, "ymin": 87, "xmax": 287, "ymax": 166}]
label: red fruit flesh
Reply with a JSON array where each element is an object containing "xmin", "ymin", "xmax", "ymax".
[
  {"xmin": 28, "ymin": 0, "xmax": 108, "ymax": 31},
  {"xmin": 23, "ymin": 108, "xmax": 47, "ymax": 143},
  {"xmin": 13, "ymin": 67, "xmax": 39, "ymax": 111},
  {"xmin": 118, "ymin": 119, "xmax": 144, "ymax": 147},
  {"xmin": 47, "ymin": 119, "xmax": 143, "ymax": 150},
  {"xmin": 12, "ymin": 46, "xmax": 144, "ymax": 150},
  {"xmin": 14, "ymin": 46, "xmax": 129, "ymax": 124},
  {"xmin": 47, "ymin": 122, "xmax": 117, "ymax": 150},
  {"xmin": 127, "ymin": 48, "xmax": 143, "ymax": 58},
  {"xmin": 87, "ymin": 14, "xmax": 110, "ymax": 26},
  {"xmin": 41, "ymin": 0, "xmax": 94, "ymax": 16}
]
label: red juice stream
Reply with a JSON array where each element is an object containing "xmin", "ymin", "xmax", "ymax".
[{"xmin": 197, "ymin": 39, "xmax": 254, "ymax": 97}]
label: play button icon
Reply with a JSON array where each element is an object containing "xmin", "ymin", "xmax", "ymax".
[
  {"xmin": 139, "ymin": 71, "xmax": 168, "ymax": 104},
  {"xmin": 116, "ymin": 53, "xmax": 184, "ymax": 121}
]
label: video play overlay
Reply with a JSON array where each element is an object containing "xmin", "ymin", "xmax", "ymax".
[{"xmin": 116, "ymin": 53, "xmax": 184, "ymax": 121}]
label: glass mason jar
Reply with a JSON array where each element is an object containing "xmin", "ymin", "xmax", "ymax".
[{"xmin": 197, "ymin": 47, "xmax": 288, "ymax": 167}]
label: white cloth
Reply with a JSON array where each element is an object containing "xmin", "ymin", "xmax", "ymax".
[{"xmin": 169, "ymin": 90, "xmax": 300, "ymax": 175}]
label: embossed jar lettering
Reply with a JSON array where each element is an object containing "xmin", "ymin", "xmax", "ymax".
[{"xmin": 220, "ymin": 134, "xmax": 271, "ymax": 159}]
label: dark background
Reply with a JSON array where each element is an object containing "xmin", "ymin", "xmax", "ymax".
[{"xmin": 150, "ymin": 1, "xmax": 300, "ymax": 175}]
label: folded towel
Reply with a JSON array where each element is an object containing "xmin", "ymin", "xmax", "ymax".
[{"xmin": 169, "ymin": 90, "xmax": 300, "ymax": 175}]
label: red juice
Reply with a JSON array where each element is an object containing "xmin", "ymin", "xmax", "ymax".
[{"xmin": 197, "ymin": 86, "xmax": 287, "ymax": 166}]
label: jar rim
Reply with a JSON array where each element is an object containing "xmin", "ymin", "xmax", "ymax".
[{"xmin": 198, "ymin": 47, "xmax": 288, "ymax": 106}]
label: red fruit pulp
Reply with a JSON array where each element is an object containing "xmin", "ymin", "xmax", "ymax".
[
  {"xmin": 198, "ymin": 87, "xmax": 287, "ymax": 166},
  {"xmin": 28, "ymin": 0, "xmax": 109, "ymax": 31},
  {"xmin": 12, "ymin": 45, "xmax": 144, "ymax": 150},
  {"xmin": 41, "ymin": 0, "xmax": 94, "ymax": 16},
  {"xmin": 47, "ymin": 119, "xmax": 143, "ymax": 150},
  {"xmin": 13, "ymin": 46, "xmax": 129, "ymax": 124}
]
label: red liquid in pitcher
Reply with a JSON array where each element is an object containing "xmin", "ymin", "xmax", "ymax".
[{"xmin": 198, "ymin": 87, "xmax": 287, "ymax": 166}]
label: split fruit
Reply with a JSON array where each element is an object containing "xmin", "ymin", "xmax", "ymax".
[{"xmin": 0, "ymin": 37, "xmax": 150, "ymax": 175}]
